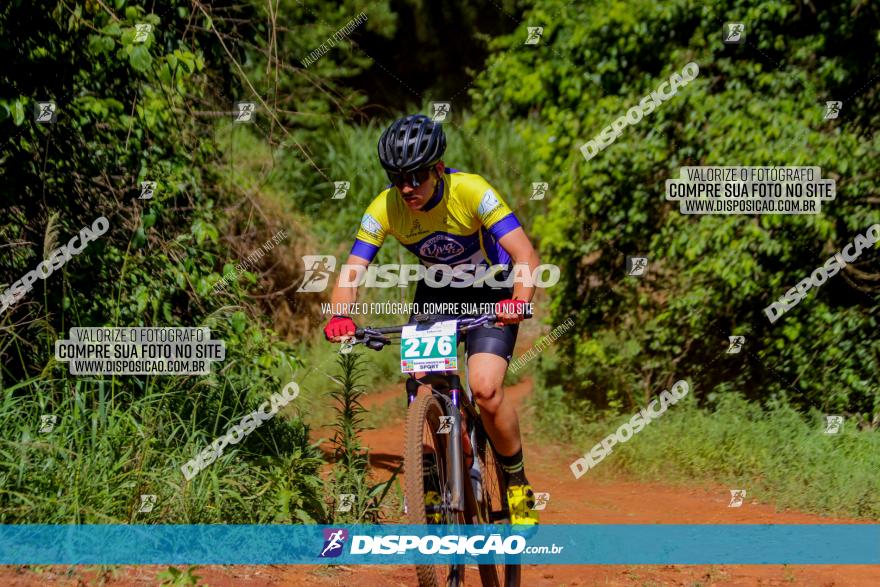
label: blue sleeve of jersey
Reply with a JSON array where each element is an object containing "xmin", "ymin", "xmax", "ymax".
[
  {"xmin": 487, "ymin": 213, "xmax": 521, "ymax": 241},
  {"xmin": 351, "ymin": 238, "xmax": 380, "ymax": 262}
]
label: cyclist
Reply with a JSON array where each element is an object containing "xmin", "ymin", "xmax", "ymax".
[{"xmin": 324, "ymin": 114, "xmax": 540, "ymax": 526}]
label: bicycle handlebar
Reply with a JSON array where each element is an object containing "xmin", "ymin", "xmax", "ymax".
[{"xmin": 348, "ymin": 307, "xmax": 533, "ymax": 351}]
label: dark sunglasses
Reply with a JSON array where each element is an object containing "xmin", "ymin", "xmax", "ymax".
[{"xmin": 387, "ymin": 166, "xmax": 434, "ymax": 188}]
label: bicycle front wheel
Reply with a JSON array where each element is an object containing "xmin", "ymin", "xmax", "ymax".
[{"xmin": 404, "ymin": 391, "xmax": 466, "ymax": 587}]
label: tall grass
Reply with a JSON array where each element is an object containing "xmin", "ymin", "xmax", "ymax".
[
  {"xmin": 0, "ymin": 312, "xmax": 327, "ymax": 524},
  {"xmin": 1, "ymin": 203, "xmax": 328, "ymax": 524},
  {"xmin": 530, "ymin": 356, "xmax": 880, "ymax": 519}
]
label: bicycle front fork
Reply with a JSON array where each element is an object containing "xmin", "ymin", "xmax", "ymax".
[{"xmin": 406, "ymin": 374, "xmax": 466, "ymax": 512}]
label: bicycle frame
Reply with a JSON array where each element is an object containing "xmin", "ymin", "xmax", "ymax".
[
  {"xmin": 353, "ymin": 313, "xmax": 509, "ymax": 517},
  {"xmin": 349, "ymin": 312, "xmax": 528, "ymax": 586}
]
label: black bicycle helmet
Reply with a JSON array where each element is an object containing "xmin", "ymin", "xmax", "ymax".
[{"xmin": 377, "ymin": 114, "xmax": 446, "ymax": 173}]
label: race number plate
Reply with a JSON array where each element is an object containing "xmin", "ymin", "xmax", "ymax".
[{"xmin": 400, "ymin": 320, "xmax": 457, "ymax": 373}]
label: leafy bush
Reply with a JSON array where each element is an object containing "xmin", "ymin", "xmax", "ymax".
[
  {"xmin": 469, "ymin": 0, "xmax": 880, "ymax": 416},
  {"xmin": 0, "ymin": 0, "xmax": 377, "ymax": 524}
]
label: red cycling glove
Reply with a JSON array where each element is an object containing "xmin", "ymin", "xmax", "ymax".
[
  {"xmin": 324, "ymin": 315, "xmax": 356, "ymax": 341},
  {"xmin": 495, "ymin": 298, "xmax": 527, "ymax": 324}
]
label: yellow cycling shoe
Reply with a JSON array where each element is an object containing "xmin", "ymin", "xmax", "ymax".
[
  {"xmin": 424, "ymin": 490, "xmax": 442, "ymax": 523},
  {"xmin": 506, "ymin": 484, "xmax": 539, "ymax": 526}
]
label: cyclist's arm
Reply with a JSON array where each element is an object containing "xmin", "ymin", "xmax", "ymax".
[
  {"xmin": 329, "ymin": 254, "xmax": 370, "ymax": 313},
  {"xmin": 498, "ymin": 227, "xmax": 540, "ymax": 304},
  {"xmin": 331, "ymin": 194, "xmax": 390, "ymax": 315},
  {"xmin": 467, "ymin": 176, "xmax": 539, "ymax": 304}
]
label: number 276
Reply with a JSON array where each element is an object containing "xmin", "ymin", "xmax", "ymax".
[{"xmin": 403, "ymin": 335, "xmax": 453, "ymax": 358}]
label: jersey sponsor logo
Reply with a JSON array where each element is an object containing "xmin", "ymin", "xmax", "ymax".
[
  {"xmin": 407, "ymin": 218, "xmax": 429, "ymax": 237},
  {"xmin": 477, "ymin": 189, "xmax": 501, "ymax": 218},
  {"xmin": 360, "ymin": 213, "xmax": 382, "ymax": 237},
  {"xmin": 418, "ymin": 234, "xmax": 467, "ymax": 261}
]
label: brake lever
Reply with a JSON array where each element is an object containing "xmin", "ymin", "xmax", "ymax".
[{"xmin": 367, "ymin": 337, "xmax": 388, "ymax": 350}]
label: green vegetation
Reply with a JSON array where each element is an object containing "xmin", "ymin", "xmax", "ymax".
[
  {"xmin": 471, "ymin": 0, "xmax": 880, "ymax": 515},
  {"xmin": 532, "ymin": 364, "xmax": 880, "ymax": 518},
  {"xmin": 328, "ymin": 352, "xmax": 398, "ymax": 523},
  {"xmin": 471, "ymin": 0, "xmax": 879, "ymax": 415},
  {"xmin": 157, "ymin": 565, "xmax": 203, "ymax": 586},
  {"xmin": 0, "ymin": 0, "xmax": 393, "ymax": 524},
  {"xmin": 2, "ymin": 0, "xmax": 878, "ymax": 531}
]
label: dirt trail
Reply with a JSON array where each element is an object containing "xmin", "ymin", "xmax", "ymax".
[
  {"xmin": 3, "ymin": 377, "xmax": 877, "ymax": 586},
  {"xmin": 278, "ymin": 376, "xmax": 878, "ymax": 587}
]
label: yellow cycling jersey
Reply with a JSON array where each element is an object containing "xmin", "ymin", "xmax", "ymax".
[{"xmin": 351, "ymin": 168, "xmax": 521, "ymax": 267}]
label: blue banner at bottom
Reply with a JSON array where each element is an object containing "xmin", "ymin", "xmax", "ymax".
[{"xmin": 0, "ymin": 524, "xmax": 877, "ymax": 565}]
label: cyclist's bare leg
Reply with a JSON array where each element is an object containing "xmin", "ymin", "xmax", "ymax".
[
  {"xmin": 465, "ymin": 352, "xmax": 521, "ymax": 457},
  {"xmin": 467, "ymin": 352, "xmax": 538, "ymax": 525}
]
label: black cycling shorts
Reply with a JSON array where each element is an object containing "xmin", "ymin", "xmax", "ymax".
[{"xmin": 408, "ymin": 278, "xmax": 519, "ymax": 363}]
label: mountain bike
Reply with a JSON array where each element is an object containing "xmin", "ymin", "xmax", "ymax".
[{"xmin": 351, "ymin": 312, "xmax": 530, "ymax": 587}]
